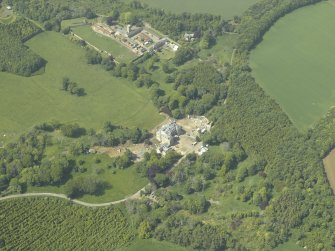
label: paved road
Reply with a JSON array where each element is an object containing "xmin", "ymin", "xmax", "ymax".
[{"xmin": 0, "ymin": 187, "xmax": 146, "ymax": 207}]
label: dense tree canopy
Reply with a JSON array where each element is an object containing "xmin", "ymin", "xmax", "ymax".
[{"xmin": 0, "ymin": 18, "xmax": 45, "ymax": 76}]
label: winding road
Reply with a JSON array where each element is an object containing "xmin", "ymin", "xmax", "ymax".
[{"xmin": 0, "ymin": 187, "xmax": 146, "ymax": 207}]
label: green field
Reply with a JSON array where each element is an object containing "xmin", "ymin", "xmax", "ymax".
[
  {"xmin": 250, "ymin": 2, "xmax": 335, "ymax": 131},
  {"xmin": 69, "ymin": 24, "xmax": 137, "ymax": 62},
  {"xmin": 0, "ymin": 31, "xmax": 163, "ymax": 144},
  {"xmin": 123, "ymin": 0, "xmax": 259, "ymax": 18}
]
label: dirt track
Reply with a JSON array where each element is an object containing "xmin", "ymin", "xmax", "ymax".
[{"xmin": 0, "ymin": 187, "xmax": 145, "ymax": 207}]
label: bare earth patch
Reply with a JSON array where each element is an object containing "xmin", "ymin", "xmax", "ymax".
[
  {"xmin": 323, "ymin": 148, "xmax": 335, "ymax": 193},
  {"xmin": 94, "ymin": 115, "xmax": 211, "ymax": 159}
]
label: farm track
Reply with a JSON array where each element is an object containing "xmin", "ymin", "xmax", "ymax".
[
  {"xmin": 230, "ymin": 49, "xmax": 237, "ymax": 65},
  {"xmin": 0, "ymin": 187, "xmax": 145, "ymax": 207}
]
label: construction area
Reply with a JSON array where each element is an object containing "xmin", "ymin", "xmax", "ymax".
[
  {"xmin": 92, "ymin": 22, "xmax": 179, "ymax": 57},
  {"xmin": 91, "ymin": 115, "xmax": 211, "ymax": 160},
  {"xmin": 172, "ymin": 116, "xmax": 211, "ymax": 156}
]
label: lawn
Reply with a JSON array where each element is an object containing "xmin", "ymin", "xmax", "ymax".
[
  {"xmin": 0, "ymin": 31, "xmax": 163, "ymax": 145},
  {"xmin": 70, "ymin": 24, "xmax": 137, "ymax": 62},
  {"xmin": 250, "ymin": 1, "xmax": 335, "ymax": 131},
  {"xmin": 123, "ymin": 0, "xmax": 260, "ymax": 19}
]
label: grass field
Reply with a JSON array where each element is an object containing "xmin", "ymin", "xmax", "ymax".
[
  {"xmin": 250, "ymin": 2, "xmax": 335, "ymax": 131},
  {"xmin": 0, "ymin": 31, "xmax": 163, "ymax": 145},
  {"xmin": 123, "ymin": 0, "xmax": 259, "ymax": 19},
  {"xmin": 68, "ymin": 24, "xmax": 137, "ymax": 63}
]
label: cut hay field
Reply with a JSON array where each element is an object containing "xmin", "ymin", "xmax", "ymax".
[
  {"xmin": 123, "ymin": 0, "xmax": 259, "ymax": 18},
  {"xmin": 250, "ymin": 1, "xmax": 335, "ymax": 131},
  {"xmin": 0, "ymin": 31, "xmax": 163, "ymax": 144}
]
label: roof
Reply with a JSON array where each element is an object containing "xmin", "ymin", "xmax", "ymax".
[{"xmin": 158, "ymin": 121, "xmax": 181, "ymax": 137}]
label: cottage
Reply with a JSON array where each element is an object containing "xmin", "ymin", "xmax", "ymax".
[
  {"xmin": 156, "ymin": 120, "xmax": 183, "ymax": 146},
  {"xmin": 6, "ymin": 6, "xmax": 12, "ymax": 10}
]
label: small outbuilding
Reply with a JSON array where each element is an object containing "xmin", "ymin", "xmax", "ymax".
[{"xmin": 6, "ymin": 6, "xmax": 12, "ymax": 10}]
